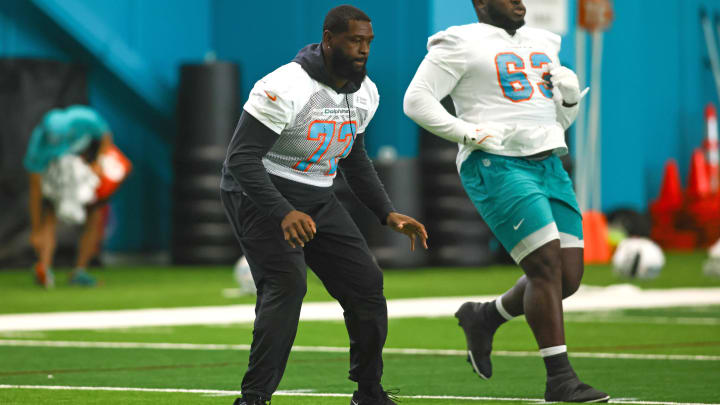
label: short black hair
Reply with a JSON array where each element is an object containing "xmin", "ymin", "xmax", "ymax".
[{"xmin": 323, "ymin": 5, "xmax": 371, "ymax": 34}]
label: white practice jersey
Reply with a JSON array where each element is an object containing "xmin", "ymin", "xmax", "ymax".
[
  {"xmin": 244, "ymin": 62, "xmax": 380, "ymax": 187},
  {"xmin": 411, "ymin": 23, "xmax": 569, "ymax": 169}
]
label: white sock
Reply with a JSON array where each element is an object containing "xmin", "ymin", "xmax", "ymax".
[
  {"xmin": 495, "ymin": 296, "xmax": 514, "ymax": 321},
  {"xmin": 540, "ymin": 345, "xmax": 567, "ymax": 357}
]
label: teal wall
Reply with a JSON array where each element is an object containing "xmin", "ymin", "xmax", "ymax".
[
  {"xmin": 1, "ymin": 0, "xmax": 718, "ymax": 252},
  {"xmin": 212, "ymin": 0, "xmax": 430, "ymax": 158},
  {"xmin": 0, "ymin": 0, "xmax": 212, "ymax": 252}
]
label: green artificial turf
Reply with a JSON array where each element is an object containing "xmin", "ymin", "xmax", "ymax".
[
  {"xmin": 2, "ymin": 252, "xmax": 719, "ymax": 404},
  {"xmin": 2, "ymin": 252, "xmax": 718, "ymax": 314}
]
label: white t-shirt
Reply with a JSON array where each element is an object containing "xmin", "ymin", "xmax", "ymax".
[
  {"xmin": 244, "ymin": 62, "xmax": 380, "ymax": 187},
  {"xmin": 405, "ymin": 23, "xmax": 572, "ymax": 170}
]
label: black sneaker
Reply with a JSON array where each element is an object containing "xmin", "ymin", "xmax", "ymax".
[
  {"xmin": 545, "ymin": 374, "xmax": 609, "ymax": 403},
  {"xmin": 350, "ymin": 389, "xmax": 398, "ymax": 405},
  {"xmin": 233, "ymin": 395, "xmax": 270, "ymax": 405},
  {"xmin": 454, "ymin": 301, "xmax": 496, "ymax": 379}
]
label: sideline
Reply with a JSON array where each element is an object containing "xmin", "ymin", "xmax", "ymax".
[{"xmin": 1, "ymin": 285, "xmax": 720, "ymax": 331}]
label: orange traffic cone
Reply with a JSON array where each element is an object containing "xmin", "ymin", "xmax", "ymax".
[
  {"xmin": 687, "ymin": 149, "xmax": 711, "ymax": 200},
  {"xmin": 651, "ymin": 159, "xmax": 683, "ymax": 211},
  {"xmin": 583, "ymin": 210, "xmax": 612, "ymax": 264}
]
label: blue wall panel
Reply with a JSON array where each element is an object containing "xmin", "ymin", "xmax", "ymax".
[
  {"xmin": 0, "ymin": 0, "xmax": 72, "ymax": 60},
  {"xmin": 212, "ymin": 0, "xmax": 430, "ymax": 157},
  {"xmin": 0, "ymin": 0, "xmax": 212, "ymax": 252},
  {"xmin": 2, "ymin": 0, "xmax": 719, "ymax": 252}
]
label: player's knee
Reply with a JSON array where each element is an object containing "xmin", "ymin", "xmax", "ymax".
[
  {"xmin": 272, "ymin": 274, "xmax": 307, "ymax": 302},
  {"xmin": 522, "ymin": 246, "xmax": 562, "ymax": 283},
  {"xmin": 351, "ymin": 294, "xmax": 387, "ymax": 321},
  {"xmin": 562, "ymin": 278, "xmax": 580, "ymax": 298},
  {"xmin": 367, "ymin": 267, "xmax": 384, "ymax": 293},
  {"xmin": 562, "ymin": 267, "xmax": 584, "ymax": 298},
  {"xmin": 352, "ymin": 268, "xmax": 386, "ymax": 316}
]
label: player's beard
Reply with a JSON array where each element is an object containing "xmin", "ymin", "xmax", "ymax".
[
  {"xmin": 487, "ymin": 2, "xmax": 525, "ymax": 31},
  {"xmin": 331, "ymin": 47, "xmax": 367, "ymax": 85}
]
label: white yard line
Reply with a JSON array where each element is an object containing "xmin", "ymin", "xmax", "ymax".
[
  {"xmin": 1, "ymin": 285, "xmax": 719, "ymax": 332},
  {"xmin": 1, "ymin": 339, "xmax": 718, "ymax": 362},
  {"xmin": 563, "ymin": 315, "xmax": 720, "ymax": 325},
  {"xmin": 0, "ymin": 384, "xmax": 717, "ymax": 405}
]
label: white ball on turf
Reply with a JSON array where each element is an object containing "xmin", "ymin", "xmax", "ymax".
[
  {"xmin": 703, "ymin": 238, "xmax": 720, "ymax": 278},
  {"xmin": 234, "ymin": 256, "xmax": 257, "ymax": 295},
  {"xmin": 612, "ymin": 237, "xmax": 665, "ymax": 280}
]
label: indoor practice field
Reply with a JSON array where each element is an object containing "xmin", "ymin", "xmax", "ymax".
[{"xmin": 1, "ymin": 252, "xmax": 719, "ymax": 404}]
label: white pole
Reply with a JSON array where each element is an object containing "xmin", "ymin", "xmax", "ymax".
[
  {"xmin": 587, "ymin": 30, "xmax": 604, "ymax": 212},
  {"xmin": 575, "ymin": 27, "xmax": 589, "ymax": 212},
  {"xmin": 702, "ymin": 10, "xmax": 720, "ymax": 101}
]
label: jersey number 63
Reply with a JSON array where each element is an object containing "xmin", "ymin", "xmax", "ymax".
[{"xmin": 495, "ymin": 52, "xmax": 553, "ymax": 103}]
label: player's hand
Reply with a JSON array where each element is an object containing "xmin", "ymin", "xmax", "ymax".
[
  {"xmin": 386, "ymin": 212, "xmax": 429, "ymax": 251},
  {"xmin": 462, "ymin": 127, "xmax": 503, "ymax": 151},
  {"xmin": 548, "ymin": 64, "xmax": 584, "ymax": 105},
  {"xmin": 281, "ymin": 210, "xmax": 317, "ymax": 248}
]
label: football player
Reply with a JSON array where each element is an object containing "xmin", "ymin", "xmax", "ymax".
[
  {"xmin": 404, "ymin": 0, "xmax": 608, "ymax": 402},
  {"xmin": 220, "ymin": 5, "xmax": 428, "ymax": 405}
]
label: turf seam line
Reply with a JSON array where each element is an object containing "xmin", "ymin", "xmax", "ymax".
[
  {"xmin": 1, "ymin": 339, "xmax": 719, "ymax": 361},
  {"xmin": 0, "ymin": 384, "xmax": 717, "ymax": 405}
]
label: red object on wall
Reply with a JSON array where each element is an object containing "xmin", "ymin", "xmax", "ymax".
[{"xmin": 578, "ymin": 0, "xmax": 614, "ymax": 31}]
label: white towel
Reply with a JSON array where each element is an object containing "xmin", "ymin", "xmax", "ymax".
[{"xmin": 41, "ymin": 155, "xmax": 100, "ymax": 225}]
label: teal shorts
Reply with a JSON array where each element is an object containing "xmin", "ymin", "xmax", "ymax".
[{"xmin": 459, "ymin": 150, "xmax": 583, "ymax": 263}]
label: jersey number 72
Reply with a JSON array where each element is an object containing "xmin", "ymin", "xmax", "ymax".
[{"xmin": 293, "ymin": 120, "xmax": 357, "ymax": 176}]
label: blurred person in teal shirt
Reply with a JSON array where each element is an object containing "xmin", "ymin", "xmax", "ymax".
[{"xmin": 24, "ymin": 105, "xmax": 114, "ymax": 288}]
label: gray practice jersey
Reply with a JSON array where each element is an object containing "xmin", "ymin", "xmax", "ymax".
[{"xmin": 243, "ymin": 61, "xmax": 380, "ymax": 188}]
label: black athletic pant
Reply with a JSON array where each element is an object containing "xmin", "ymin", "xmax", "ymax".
[{"xmin": 221, "ymin": 188, "xmax": 388, "ymax": 399}]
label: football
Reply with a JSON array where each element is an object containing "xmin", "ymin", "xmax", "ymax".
[
  {"xmin": 233, "ymin": 256, "xmax": 257, "ymax": 295},
  {"xmin": 612, "ymin": 237, "xmax": 665, "ymax": 280},
  {"xmin": 703, "ymin": 238, "xmax": 720, "ymax": 278}
]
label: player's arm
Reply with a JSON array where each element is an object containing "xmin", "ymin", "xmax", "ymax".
[
  {"xmin": 98, "ymin": 133, "xmax": 113, "ymax": 155},
  {"xmin": 27, "ymin": 173, "xmax": 44, "ymax": 251},
  {"xmin": 338, "ymin": 135, "xmax": 428, "ymax": 250},
  {"xmin": 23, "ymin": 124, "xmax": 47, "ymax": 251},
  {"xmin": 337, "ymin": 132, "xmax": 395, "ymax": 224},
  {"xmin": 224, "ymin": 111, "xmax": 315, "ymax": 247},
  {"xmin": 404, "ymin": 58, "xmax": 501, "ymax": 150},
  {"xmin": 224, "ymin": 111, "xmax": 295, "ymax": 222}
]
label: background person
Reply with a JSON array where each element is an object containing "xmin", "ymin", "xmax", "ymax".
[{"xmin": 24, "ymin": 105, "xmax": 116, "ymax": 288}]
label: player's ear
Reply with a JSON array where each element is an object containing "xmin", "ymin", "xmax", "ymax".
[
  {"xmin": 473, "ymin": 0, "xmax": 488, "ymax": 19},
  {"xmin": 322, "ymin": 30, "xmax": 334, "ymax": 49}
]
